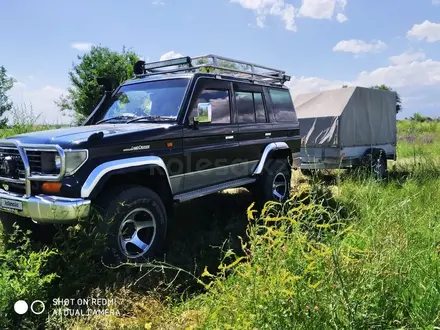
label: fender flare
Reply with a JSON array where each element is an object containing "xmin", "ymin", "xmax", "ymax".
[
  {"xmin": 253, "ymin": 142, "xmax": 290, "ymax": 175},
  {"xmin": 81, "ymin": 156, "xmax": 172, "ymax": 198}
]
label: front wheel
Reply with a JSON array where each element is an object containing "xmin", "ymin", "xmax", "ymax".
[
  {"xmin": 94, "ymin": 185, "xmax": 168, "ymax": 263},
  {"xmin": 252, "ymin": 158, "xmax": 291, "ymax": 207}
]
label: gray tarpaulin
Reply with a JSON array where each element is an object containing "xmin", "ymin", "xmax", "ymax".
[{"xmin": 294, "ymin": 87, "xmax": 397, "ymax": 148}]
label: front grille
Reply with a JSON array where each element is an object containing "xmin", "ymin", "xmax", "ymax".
[
  {"xmin": 27, "ymin": 150, "xmax": 43, "ymax": 173},
  {"xmin": 0, "ymin": 143, "xmax": 62, "ymax": 196}
]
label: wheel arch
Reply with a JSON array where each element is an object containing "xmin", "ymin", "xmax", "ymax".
[
  {"xmin": 81, "ymin": 157, "xmax": 173, "ymax": 201},
  {"xmin": 253, "ymin": 142, "xmax": 291, "ymax": 175}
]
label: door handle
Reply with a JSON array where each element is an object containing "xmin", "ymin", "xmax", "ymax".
[
  {"xmin": 265, "ymin": 132, "xmax": 272, "ymax": 137},
  {"xmin": 225, "ymin": 135, "xmax": 234, "ymax": 140}
]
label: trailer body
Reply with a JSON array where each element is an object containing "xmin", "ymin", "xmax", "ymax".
[{"xmin": 294, "ymin": 86, "xmax": 397, "ymax": 170}]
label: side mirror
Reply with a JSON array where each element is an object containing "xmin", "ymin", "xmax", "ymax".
[
  {"xmin": 194, "ymin": 103, "xmax": 212, "ymax": 124},
  {"xmin": 96, "ymin": 77, "xmax": 113, "ymax": 92}
]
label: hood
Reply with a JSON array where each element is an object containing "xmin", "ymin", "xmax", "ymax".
[{"xmin": 4, "ymin": 123, "xmax": 175, "ymax": 147}]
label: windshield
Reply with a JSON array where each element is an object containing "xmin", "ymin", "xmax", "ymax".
[{"xmin": 101, "ymin": 78, "xmax": 189, "ymax": 122}]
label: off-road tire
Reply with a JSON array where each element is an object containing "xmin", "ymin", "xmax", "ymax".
[
  {"xmin": 94, "ymin": 185, "xmax": 167, "ymax": 263},
  {"xmin": 0, "ymin": 212, "xmax": 56, "ymax": 248},
  {"xmin": 252, "ymin": 158, "xmax": 291, "ymax": 208}
]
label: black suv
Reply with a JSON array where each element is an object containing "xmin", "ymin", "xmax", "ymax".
[{"xmin": 0, "ymin": 55, "xmax": 300, "ymax": 261}]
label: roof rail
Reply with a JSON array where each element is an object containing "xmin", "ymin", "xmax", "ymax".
[{"xmin": 133, "ymin": 54, "xmax": 291, "ymax": 86}]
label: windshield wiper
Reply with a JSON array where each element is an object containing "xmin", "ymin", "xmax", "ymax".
[
  {"xmin": 127, "ymin": 116, "xmax": 177, "ymax": 123},
  {"xmin": 96, "ymin": 115, "xmax": 136, "ymax": 124}
]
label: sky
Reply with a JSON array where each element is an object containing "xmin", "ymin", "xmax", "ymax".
[{"xmin": 1, "ymin": 0, "xmax": 440, "ymax": 124}]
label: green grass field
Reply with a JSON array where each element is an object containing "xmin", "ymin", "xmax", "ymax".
[{"xmin": 0, "ymin": 121, "xmax": 439, "ymax": 329}]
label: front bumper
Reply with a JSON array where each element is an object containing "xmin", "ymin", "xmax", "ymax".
[{"xmin": 0, "ymin": 189, "xmax": 90, "ymax": 224}]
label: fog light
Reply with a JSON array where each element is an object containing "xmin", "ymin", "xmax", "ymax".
[{"xmin": 42, "ymin": 182, "xmax": 62, "ymax": 194}]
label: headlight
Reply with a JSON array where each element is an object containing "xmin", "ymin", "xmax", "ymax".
[{"xmin": 63, "ymin": 150, "xmax": 88, "ymax": 176}]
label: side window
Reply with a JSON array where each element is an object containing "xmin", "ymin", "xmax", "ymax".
[
  {"xmin": 191, "ymin": 89, "xmax": 231, "ymax": 124},
  {"xmin": 236, "ymin": 92, "xmax": 255, "ymax": 123},
  {"xmin": 254, "ymin": 93, "xmax": 267, "ymax": 123},
  {"xmin": 269, "ymin": 88, "xmax": 296, "ymax": 122},
  {"xmin": 235, "ymin": 91, "xmax": 267, "ymax": 124}
]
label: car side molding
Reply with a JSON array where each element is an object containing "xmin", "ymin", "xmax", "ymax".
[
  {"xmin": 253, "ymin": 142, "xmax": 290, "ymax": 175},
  {"xmin": 81, "ymin": 156, "xmax": 172, "ymax": 198}
]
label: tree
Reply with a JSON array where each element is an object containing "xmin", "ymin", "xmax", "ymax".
[
  {"xmin": 0, "ymin": 66, "xmax": 15, "ymax": 127},
  {"xmin": 57, "ymin": 46, "xmax": 139, "ymax": 121},
  {"xmin": 371, "ymin": 84, "xmax": 402, "ymax": 113}
]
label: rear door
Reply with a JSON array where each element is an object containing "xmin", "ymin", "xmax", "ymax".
[
  {"xmin": 265, "ymin": 87, "xmax": 301, "ymax": 159},
  {"xmin": 182, "ymin": 78, "xmax": 239, "ymax": 191},
  {"xmin": 234, "ymin": 83, "xmax": 273, "ymax": 176}
]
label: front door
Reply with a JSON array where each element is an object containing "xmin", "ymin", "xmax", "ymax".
[{"xmin": 182, "ymin": 78, "xmax": 239, "ymax": 191}]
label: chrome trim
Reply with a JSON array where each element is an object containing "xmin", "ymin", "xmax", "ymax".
[
  {"xmin": 0, "ymin": 140, "xmax": 69, "ymax": 196},
  {"xmin": 0, "ymin": 189, "xmax": 90, "ymax": 224},
  {"xmin": 253, "ymin": 142, "xmax": 289, "ymax": 175},
  {"xmin": 25, "ymin": 146, "xmax": 66, "ymax": 181},
  {"xmin": 81, "ymin": 156, "xmax": 172, "ymax": 198}
]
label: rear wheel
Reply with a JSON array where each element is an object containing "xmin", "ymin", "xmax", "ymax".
[
  {"xmin": 252, "ymin": 158, "xmax": 291, "ymax": 207},
  {"xmin": 94, "ymin": 185, "xmax": 168, "ymax": 263}
]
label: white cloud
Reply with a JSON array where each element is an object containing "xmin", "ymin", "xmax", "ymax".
[
  {"xmin": 354, "ymin": 59, "xmax": 440, "ymax": 88},
  {"xmin": 152, "ymin": 0, "xmax": 165, "ymax": 5},
  {"xmin": 7, "ymin": 81, "xmax": 71, "ymax": 125},
  {"xmin": 71, "ymin": 42, "xmax": 93, "ymax": 52},
  {"xmin": 407, "ymin": 20, "xmax": 440, "ymax": 43},
  {"xmin": 299, "ymin": 0, "xmax": 336, "ymax": 19},
  {"xmin": 389, "ymin": 51, "xmax": 426, "ymax": 65},
  {"xmin": 159, "ymin": 51, "xmax": 184, "ymax": 61},
  {"xmin": 333, "ymin": 39, "xmax": 387, "ymax": 54},
  {"xmin": 287, "ymin": 57, "xmax": 440, "ymax": 118},
  {"xmin": 433, "ymin": 0, "xmax": 440, "ymax": 5},
  {"xmin": 287, "ymin": 76, "xmax": 347, "ymax": 97},
  {"xmin": 231, "ymin": 0, "xmax": 297, "ymax": 31},
  {"xmin": 336, "ymin": 13, "xmax": 347, "ymax": 23},
  {"xmin": 298, "ymin": 0, "xmax": 348, "ymax": 20}
]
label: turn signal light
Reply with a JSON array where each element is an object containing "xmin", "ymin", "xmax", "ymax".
[{"xmin": 42, "ymin": 182, "xmax": 62, "ymax": 194}]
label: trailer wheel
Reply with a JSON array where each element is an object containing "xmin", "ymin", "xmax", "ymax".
[{"xmin": 361, "ymin": 151, "xmax": 387, "ymax": 179}]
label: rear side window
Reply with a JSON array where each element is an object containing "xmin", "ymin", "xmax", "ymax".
[
  {"xmin": 235, "ymin": 91, "xmax": 267, "ymax": 123},
  {"xmin": 254, "ymin": 93, "xmax": 266, "ymax": 123},
  {"xmin": 269, "ymin": 88, "xmax": 296, "ymax": 122}
]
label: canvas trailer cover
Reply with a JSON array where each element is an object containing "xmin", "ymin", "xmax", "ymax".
[{"xmin": 294, "ymin": 86, "xmax": 397, "ymax": 149}]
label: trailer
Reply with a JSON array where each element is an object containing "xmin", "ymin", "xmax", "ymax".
[{"xmin": 294, "ymin": 86, "xmax": 397, "ymax": 178}]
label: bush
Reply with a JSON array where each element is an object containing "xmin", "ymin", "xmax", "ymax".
[{"xmin": 0, "ymin": 227, "xmax": 58, "ymax": 329}]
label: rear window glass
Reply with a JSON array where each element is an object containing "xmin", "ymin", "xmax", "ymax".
[
  {"xmin": 254, "ymin": 93, "xmax": 266, "ymax": 123},
  {"xmin": 236, "ymin": 91, "xmax": 267, "ymax": 123},
  {"xmin": 269, "ymin": 88, "xmax": 296, "ymax": 122}
]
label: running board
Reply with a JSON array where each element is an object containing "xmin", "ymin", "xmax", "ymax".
[{"xmin": 173, "ymin": 177, "xmax": 256, "ymax": 203}]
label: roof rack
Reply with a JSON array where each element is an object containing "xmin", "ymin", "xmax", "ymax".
[{"xmin": 133, "ymin": 54, "xmax": 291, "ymax": 86}]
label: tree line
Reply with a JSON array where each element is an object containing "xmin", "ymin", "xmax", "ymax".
[{"xmin": 0, "ymin": 46, "xmax": 404, "ymax": 127}]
